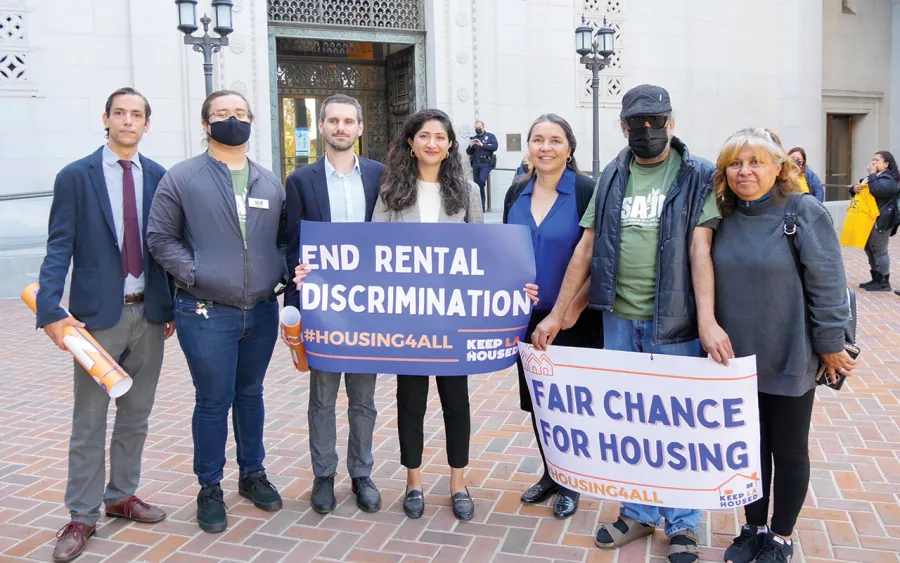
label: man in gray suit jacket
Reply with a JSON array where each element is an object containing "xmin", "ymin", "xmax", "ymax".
[{"xmin": 283, "ymin": 94, "xmax": 385, "ymax": 514}]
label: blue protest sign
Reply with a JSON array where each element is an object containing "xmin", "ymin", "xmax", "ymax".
[{"xmin": 298, "ymin": 221, "xmax": 536, "ymax": 376}]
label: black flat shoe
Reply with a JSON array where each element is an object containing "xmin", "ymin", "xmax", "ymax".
[
  {"xmin": 403, "ymin": 489, "xmax": 424, "ymax": 519},
  {"xmin": 451, "ymin": 487, "xmax": 474, "ymax": 521},
  {"xmin": 552, "ymin": 491, "xmax": 579, "ymax": 519},
  {"xmin": 520, "ymin": 480, "xmax": 558, "ymax": 504}
]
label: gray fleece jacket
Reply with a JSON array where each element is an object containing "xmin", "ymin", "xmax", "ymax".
[
  {"xmin": 147, "ymin": 152, "xmax": 288, "ymax": 310},
  {"xmin": 712, "ymin": 193, "xmax": 849, "ymax": 397}
]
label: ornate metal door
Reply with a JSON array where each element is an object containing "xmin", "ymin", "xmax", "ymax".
[
  {"xmin": 386, "ymin": 46, "xmax": 416, "ymax": 144},
  {"xmin": 276, "ymin": 56, "xmax": 390, "ymax": 164}
]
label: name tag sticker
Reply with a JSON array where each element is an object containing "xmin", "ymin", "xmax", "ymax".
[{"xmin": 248, "ymin": 198, "xmax": 269, "ymax": 209}]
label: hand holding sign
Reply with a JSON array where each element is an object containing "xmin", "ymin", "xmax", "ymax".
[{"xmin": 519, "ymin": 342, "xmax": 761, "ymax": 510}]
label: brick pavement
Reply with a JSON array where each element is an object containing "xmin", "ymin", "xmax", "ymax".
[{"xmin": 0, "ymin": 239, "xmax": 898, "ymax": 563}]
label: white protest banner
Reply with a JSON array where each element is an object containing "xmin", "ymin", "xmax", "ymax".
[{"xmin": 518, "ymin": 343, "xmax": 761, "ymax": 510}]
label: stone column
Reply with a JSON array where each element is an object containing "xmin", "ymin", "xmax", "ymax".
[
  {"xmin": 777, "ymin": 0, "xmax": 824, "ymax": 168},
  {"xmin": 892, "ymin": 0, "xmax": 900, "ymax": 153}
]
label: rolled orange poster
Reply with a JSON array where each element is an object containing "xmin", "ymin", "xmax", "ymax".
[
  {"xmin": 21, "ymin": 283, "xmax": 133, "ymax": 398},
  {"xmin": 280, "ymin": 306, "xmax": 309, "ymax": 372}
]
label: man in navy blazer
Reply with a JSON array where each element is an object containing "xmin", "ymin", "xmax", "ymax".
[
  {"xmin": 283, "ymin": 94, "xmax": 385, "ymax": 515},
  {"xmin": 36, "ymin": 87, "xmax": 174, "ymax": 563}
]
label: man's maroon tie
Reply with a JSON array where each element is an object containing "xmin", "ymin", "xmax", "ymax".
[{"xmin": 118, "ymin": 159, "xmax": 144, "ymax": 278}]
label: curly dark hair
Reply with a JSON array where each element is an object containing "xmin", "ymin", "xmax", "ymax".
[
  {"xmin": 379, "ymin": 109, "xmax": 469, "ymax": 216},
  {"xmin": 876, "ymin": 151, "xmax": 900, "ymax": 183}
]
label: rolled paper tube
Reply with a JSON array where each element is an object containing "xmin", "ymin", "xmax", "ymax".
[
  {"xmin": 21, "ymin": 283, "xmax": 133, "ymax": 398},
  {"xmin": 280, "ymin": 306, "xmax": 309, "ymax": 372}
]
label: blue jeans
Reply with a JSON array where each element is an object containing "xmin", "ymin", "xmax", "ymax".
[
  {"xmin": 175, "ymin": 294, "xmax": 279, "ymax": 487},
  {"xmin": 602, "ymin": 312, "xmax": 703, "ymax": 537}
]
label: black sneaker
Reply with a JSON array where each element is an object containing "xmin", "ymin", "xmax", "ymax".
[
  {"xmin": 197, "ymin": 484, "xmax": 227, "ymax": 533},
  {"xmin": 724, "ymin": 524, "xmax": 767, "ymax": 563},
  {"xmin": 238, "ymin": 470, "xmax": 283, "ymax": 512},
  {"xmin": 351, "ymin": 477, "xmax": 382, "ymax": 513},
  {"xmin": 754, "ymin": 532, "xmax": 793, "ymax": 563},
  {"xmin": 311, "ymin": 474, "xmax": 336, "ymax": 514}
]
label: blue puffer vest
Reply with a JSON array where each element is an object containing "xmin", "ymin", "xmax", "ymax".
[{"xmin": 588, "ymin": 137, "xmax": 715, "ymax": 345}]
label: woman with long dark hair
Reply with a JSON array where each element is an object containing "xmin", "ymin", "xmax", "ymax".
[
  {"xmin": 853, "ymin": 150, "xmax": 900, "ymax": 291},
  {"xmin": 503, "ymin": 114, "xmax": 602, "ymax": 519},
  {"xmin": 373, "ymin": 109, "xmax": 536, "ymax": 521}
]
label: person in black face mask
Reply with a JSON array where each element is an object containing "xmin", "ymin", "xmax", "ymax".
[
  {"xmin": 531, "ymin": 84, "xmax": 728, "ymax": 563},
  {"xmin": 147, "ymin": 90, "xmax": 289, "ymax": 534},
  {"xmin": 465, "ymin": 120, "xmax": 498, "ymax": 211}
]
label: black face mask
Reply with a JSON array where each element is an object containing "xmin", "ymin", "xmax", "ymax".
[
  {"xmin": 628, "ymin": 127, "xmax": 669, "ymax": 160},
  {"xmin": 209, "ymin": 116, "xmax": 252, "ymax": 146},
  {"xmin": 475, "ymin": 128, "xmax": 484, "ymax": 135}
]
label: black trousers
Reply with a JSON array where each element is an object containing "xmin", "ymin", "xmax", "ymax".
[
  {"xmin": 397, "ymin": 375, "xmax": 470, "ymax": 469},
  {"xmin": 744, "ymin": 388, "xmax": 816, "ymax": 536}
]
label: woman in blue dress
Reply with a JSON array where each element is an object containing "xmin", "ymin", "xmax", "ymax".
[{"xmin": 503, "ymin": 114, "xmax": 602, "ymax": 519}]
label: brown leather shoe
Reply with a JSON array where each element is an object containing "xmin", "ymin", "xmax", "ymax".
[
  {"xmin": 52, "ymin": 521, "xmax": 95, "ymax": 562},
  {"xmin": 105, "ymin": 496, "xmax": 167, "ymax": 523}
]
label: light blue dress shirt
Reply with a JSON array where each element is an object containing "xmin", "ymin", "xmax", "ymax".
[
  {"xmin": 101, "ymin": 144, "xmax": 145, "ymax": 295},
  {"xmin": 324, "ymin": 152, "xmax": 366, "ymax": 223}
]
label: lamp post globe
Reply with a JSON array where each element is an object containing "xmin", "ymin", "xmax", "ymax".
[
  {"xmin": 212, "ymin": 0, "xmax": 234, "ymax": 37},
  {"xmin": 175, "ymin": 0, "xmax": 198, "ymax": 35},
  {"xmin": 596, "ymin": 17, "xmax": 615, "ymax": 57},
  {"xmin": 575, "ymin": 19, "xmax": 593, "ymax": 56}
]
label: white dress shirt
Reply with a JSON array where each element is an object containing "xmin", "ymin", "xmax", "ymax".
[{"xmin": 324, "ymin": 153, "xmax": 366, "ymax": 223}]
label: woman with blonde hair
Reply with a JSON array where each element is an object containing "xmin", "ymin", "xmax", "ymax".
[{"xmin": 711, "ymin": 128, "xmax": 855, "ymax": 563}]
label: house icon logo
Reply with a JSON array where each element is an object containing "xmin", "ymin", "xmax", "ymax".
[
  {"xmin": 717, "ymin": 472, "xmax": 761, "ymax": 508},
  {"xmin": 521, "ymin": 349, "xmax": 555, "ymax": 377}
]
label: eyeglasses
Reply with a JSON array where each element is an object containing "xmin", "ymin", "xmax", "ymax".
[
  {"xmin": 210, "ymin": 109, "xmax": 250, "ymax": 121},
  {"xmin": 624, "ymin": 114, "xmax": 669, "ymax": 131}
]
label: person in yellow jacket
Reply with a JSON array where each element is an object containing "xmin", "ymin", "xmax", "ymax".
[
  {"xmin": 841, "ymin": 185, "xmax": 880, "ymax": 248},
  {"xmin": 851, "ymin": 151, "xmax": 900, "ymax": 291}
]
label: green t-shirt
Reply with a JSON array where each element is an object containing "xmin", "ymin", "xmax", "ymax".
[
  {"xmin": 579, "ymin": 151, "xmax": 721, "ymax": 319},
  {"xmin": 231, "ymin": 162, "xmax": 250, "ymax": 239}
]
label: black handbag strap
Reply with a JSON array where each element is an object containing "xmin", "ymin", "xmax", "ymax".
[
  {"xmin": 784, "ymin": 192, "xmax": 857, "ymax": 344},
  {"xmin": 783, "ymin": 193, "xmax": 806, "ymax": 300}
]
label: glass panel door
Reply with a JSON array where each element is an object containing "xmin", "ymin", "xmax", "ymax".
[
  {"xmin": 826, "ymin": 114, "xmax": 853, "ymax": 202},
  {"xmin": 280, "ymin": 95, "xmax": 364, "ymax": 182},
  {"xmin": 281, "ymin": 97, "xmax": 319, "ymax": 181}
]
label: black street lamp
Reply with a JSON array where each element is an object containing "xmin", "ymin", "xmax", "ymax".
[
  {"xmin": 175, "ymin": 0, "xmax": 234, "ymax": 97},
  {"xmin": 576, "ymin": 16, "xmax": 615, "ymax": 179}
]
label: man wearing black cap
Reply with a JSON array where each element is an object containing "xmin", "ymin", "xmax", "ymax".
[{"xmin": 531, "ymin": 84, "xmax": 732, "ymax": 563}]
